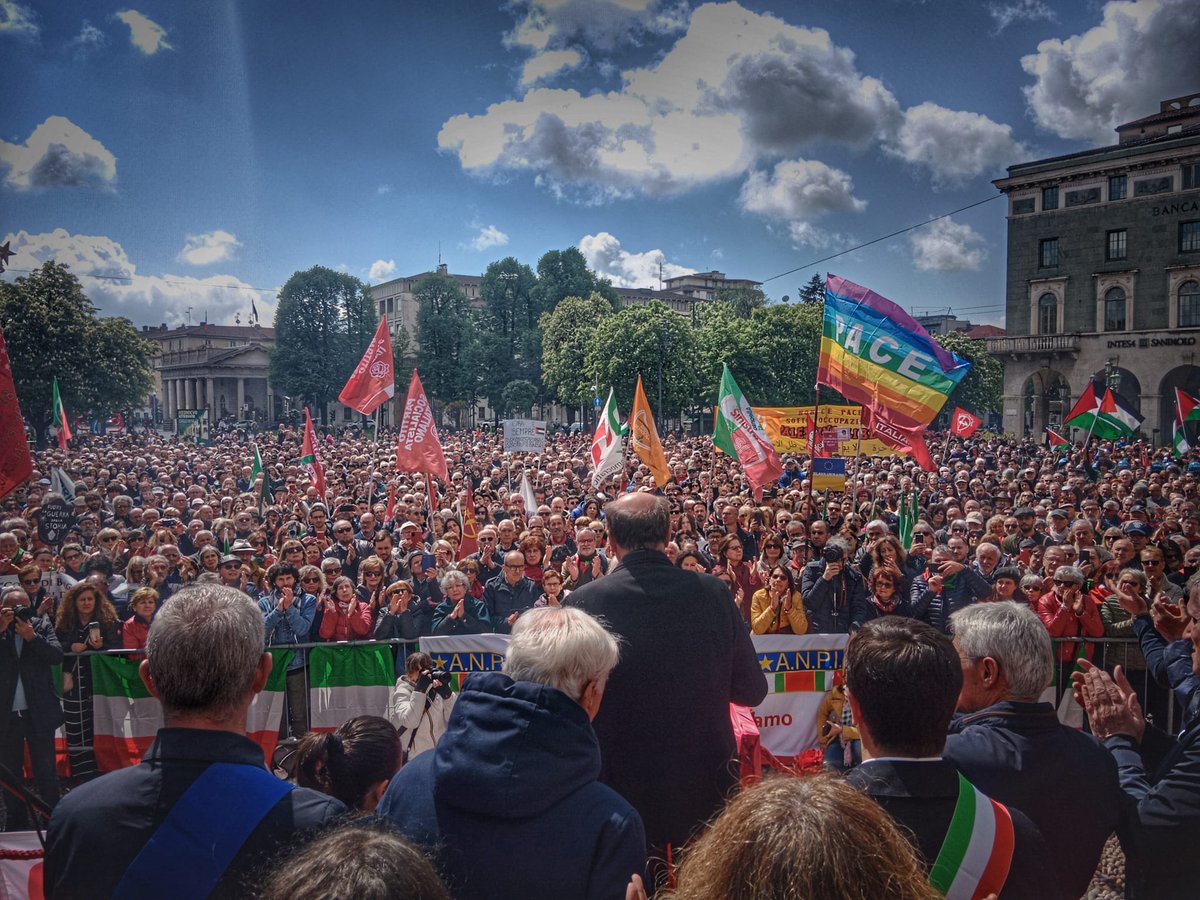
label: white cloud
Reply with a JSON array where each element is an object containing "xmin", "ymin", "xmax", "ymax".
[
  {"xmin": 988, "ymin": 0, "xmax": 1055, "ymax": 33},
  {"xmin": 0, "ymin": 0, "xmax": 38, "ymax": 39},
  {"xmin": 1, "ymin": 228, "xmax": 273, "ymax": 326},
  {"xmin": 440, "ymin": 2, "xmax": 905, "ymax": 198},
  {"xmin": 737, "ymin": 159, "xmax": 865, "ymax": 248},
  {"xmin": 909, "ymin": 217, "xmax": 987, "ymax": 272},
  {"xmin": 368, "ymin": 259, "xmax": 397, "ymax": 281},
  {"xmin": 470, "ymin": 225, "xmax": 510, "ymax": 251},
  {"xmin": 177, "ymin": 230, "xmax": 241, "ymax": 266},
  {"xmin": 887, "ymin": 102, "xmax": 1028, "ymax": 188},
  {"xmin": 0, "ymin": 116, "xmax": 117, "ymax": 190},
  {"xmin": 1021, "ymin": 0, "xmax": 1199, "ymax": 141},
  {"xmin": 578, "ymin": 232, "xmax": 695, "ymax": 288},
  {"xmin": 115, "ymin": 9, "xmax": 171, "ymax": 55},
  {"xmin": 68, "ymin": 20, "xmax": 107, "ymax": 57},
  {"xmin": 376, "ymin": 183, "xmax": 392, "ymax": 195},
  {"xmin": 521, "ymin": 48, "xmax": 584, "ymax": 86},
  {"xmin": 505, "ymin": 0, "xmax": 688, "ymax": 54}
]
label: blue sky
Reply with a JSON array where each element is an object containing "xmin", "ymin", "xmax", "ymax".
[{"xmin": 2, "ymin": 0, "xmax": 1196, "ymax": 328}]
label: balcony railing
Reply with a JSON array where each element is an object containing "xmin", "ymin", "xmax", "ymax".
[{"xmin": 985, "ymin": 333, "xmax": 1080, "ymax": 355}]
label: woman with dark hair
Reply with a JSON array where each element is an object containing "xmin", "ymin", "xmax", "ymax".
[
  {"xmin": 56, "ymin": 581, "xmax": 121, "ymax": 782},
  {"xmin": 750, "ymin": 565, "xmax": 807, "ymax": 635},
  {"xmin": 655, "ymin": 775, "xmax": 938, "ymax": 900},
  {"xmin": 293, "ymin": 715, "xmax": 403, "ymax": 813},
  {"xmin": 318, "ymin": 576, "xmax": 372, "ymax": 642},
  {"xmin": 258, "ymin": 824, "xmax": 449, "ymax": 900},
  {"xmin": 753, "ymin": 535, "xmax": 786, "ymax": 585},
  {"xmin": 864, "ymin": 568, "xmax": 904, "ymax": 621},
  {"xmin": 676, "ymin": 550, "xmax": 708, "ymax": 574},
  {"xmin": 713, "ymin": 533, "xmax": 760, "ymax": 626},
  {"xmin": 519, "ymin": 535, "xmax": 547, "ymax": 584}
]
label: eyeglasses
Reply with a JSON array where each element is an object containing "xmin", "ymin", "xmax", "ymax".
[
  {"xmin": 19, "ymin": 577, "xmax": 40, "ymax": 586},
  {"xmin": 335, "ymin": 526, "xmax": 352, "ymax": 533},
  {"xmin": 1141, "ymin": 558, "xmax": 1164, "ymax": 567},
  {"xmin": 1053, "ymin": 579, "xmax": 1079, "ymax": 587},
  {"xmin": 301, "ymin": 576, "xmax": 322, "ymax": 584},
  {"xmin": 727, "ymin": 545, "xmax": 743, "ymax": 551},
  {"xmin": 364, "ymin": 571, "xmax": 382, "ymax": 578},
  {"xmin": 504, "ymin": 563, "xmax": 525, "ymax": 570},
  {"xmin": 99, "ymin": 537, "xmax": 117, "ymax": 543},
  {"xmin": 393, "ymin": 588, "xmax": 412, "ymax": 595},
  {"xmin": 220, "ymin": 563, "xmax": 241, "ymax": 570}
]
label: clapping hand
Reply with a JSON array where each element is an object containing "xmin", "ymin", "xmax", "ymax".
[
  {"xmin": 1114, "ymin": 580, "xmax": 1150, "ymax": 617},
  {"xmin": 1072, "ymin": 659, "xmax": 1144, "ymax": 743},
  {"xmin": 1151, "ymin": 596, "xmax": 1188, "ymax": 642}
]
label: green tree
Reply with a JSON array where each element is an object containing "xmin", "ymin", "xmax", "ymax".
[
  {"xmin": 714, "ymin": 283, "xmax": 767, "ymax": 318},
  {"xmin": 584, "ymin": 302, "xmax": 700, "ymax": 418},
  {"xmin": 413, "ymin": 272, "xmax": 476, "ymax": 408},
  {"xmin": 500, "ymin": 379, "xmax": 539, "ymax": 417},
  {"xmin": 932, "ymin": 330, "xmax": 1003, "ymax": 415},
  {"xmin": 533, "ymin": 247, "xmax": 620, "ymax": 311},
  {"xmin": 798, "ymin": 273, "xmax": 826, "ymax": 305},
  {"xmin": 0, "ymin": 261, "xmax": 154, "ymax": 438},
  {"xmin": 540, "ymin": 292, "xmax": 613, "ymax": 410},
  {"xmin": 695, "ymin": 301, "xmax": 770, "ymax": 401},
  {"xmin": 478, "ymin": 258, "xmax": 543, "ymax": 417},
  {"xmin": 269, "ymin": 266, "xmax": 376, "ymax": 421},
  {"xmin": 751, "ymin": 303, "xmax": 827, "ymax": 406}
]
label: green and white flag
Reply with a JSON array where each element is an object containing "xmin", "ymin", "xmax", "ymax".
[
  {"xmin": 250, "ymin": 442, "xmax": 270, "ymax": 512},
  {"xmin": 713, "ymin": 364, "xmax": 782, "ymax": 497},
  {"xmin": 1173, "ymin": 387, "xmax": 1200, "ymax": 456},
  {"xmin": 308, "ymin": 644, "xmax": 396, "ymax": 732},
  {"xmin": 590, "ymin": 388, "xmax": 624, "ymax": 487}
]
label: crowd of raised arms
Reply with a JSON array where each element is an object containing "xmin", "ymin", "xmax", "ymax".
[{"xmin": 4, "ymin": 421, "xmax": 1200, "ymax": 898}]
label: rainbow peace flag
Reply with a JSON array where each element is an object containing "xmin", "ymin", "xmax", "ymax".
[{"xmin": 819, "ymin": 275, "xmax": 970, "ymax": 468}]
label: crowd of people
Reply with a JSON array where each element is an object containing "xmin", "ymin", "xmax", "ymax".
[{"xmin": 2, "ymin": 419, "xmax": 1200, "ymax": 897}]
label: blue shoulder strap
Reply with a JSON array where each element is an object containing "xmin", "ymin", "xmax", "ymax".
[{"xmin": 113, "ymin": 762, "xmax": 295, "ymax": 900}]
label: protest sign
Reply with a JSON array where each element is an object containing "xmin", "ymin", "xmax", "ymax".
[{"xmin": 503, "ymin": 419, "xmax": 546, "ymax": 453}]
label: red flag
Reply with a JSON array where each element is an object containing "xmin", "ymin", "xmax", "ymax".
[
  {"xmin": 395, "ymin": 370, "xmax": 449, "ymax": 482},
  {"xmin": 1046, "ymin": 427, "xmax": 1070, "ymax": 450},
  {"xmin": 426, "ymin": 473, "xmax": 439, "ymax": 518},
  {"xmin": 0, "ymin": 329, "xmax": 33, "ymax": 498},
  {"xmin": 385, "ymin": 483, "xmax": 396, "ymax": 522},
  {"xmin": 864, "ymin": 408, "xmax": 936, "ymax": 471},
  {"xmin": 1063, "ymin": 382, "xmax": 1100, "ymax": 427},
  {"xmin": 458, "ymin": 482, "xmax": 479, "ymax": 560},
  {"xmin": 300, "ymin": 407, "xmax": 326, "ymax": 499},
  {"xmin": 338, "ymin": 314, "xmax": 396, "ymax": 415},
  {"xmin": 950, "ymin": 407, "xmax": 982, "ymax": 438},
  {"xmin": 1099, "ymin": 388, "xmax": 1118, "ymax": 416}
]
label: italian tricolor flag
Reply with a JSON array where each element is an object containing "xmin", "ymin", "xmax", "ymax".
[
  {"xmin": 52, "ymin": 377, "xmax": 71, "ymax": 450},
  {"xmin": 928, "ymin": 774, "xmax": 1015, "ymax": 900},
  {"xmin": 770, "ymin": 670, "xmax": 835, "ymax": 692},
  {"xmin": 91, "ymin": 649, "xmax": 293, "ymax": 771},
  {"xmin": 307, "ymin": 644, "xmax": 395, "ymax": 732}
]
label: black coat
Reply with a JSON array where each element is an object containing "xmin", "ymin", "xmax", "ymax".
[
  {"xmin": 0, "ymin": 613, "xmax": 64, "ymax": 729},
  {"xmin": 1105, "ymin": 719, "xmax": 1200, "ymax": 899},
  {"xmin": 846, "ymin": 758, "xmax": 1049, "ymax": 900},
  {"xmin": 945, "ymin": 701, "xmax": 1121, "ymax": 899},
  {"xmin": 799, "ymin": 559, "xmax": 868, "ymax": 633},
  {"xmin": 571, "ymin": 549, "xmax": 767, "ymax": 850}
]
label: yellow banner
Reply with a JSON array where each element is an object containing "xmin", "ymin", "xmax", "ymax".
[{"xmin": 752, "ymin": 405, "xmax": 900, "ymax": 457}]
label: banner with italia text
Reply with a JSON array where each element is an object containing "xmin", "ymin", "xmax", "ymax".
[{"xmin": 419, "ymin": 633, "xmax": 849, "ymax": 759}]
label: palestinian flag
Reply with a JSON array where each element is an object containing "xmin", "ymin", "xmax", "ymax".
[
  {"xmin": 1062, "ymin": 382, "xmax": 1100, "ymax": 430},
  {"xmin": 1046, "ymin": 427, "xmax": 1070, "ymax": 451},
  {"xmin": 1065, "ymin": 383, "xmax": 1142, "ymax": 440},
  {"xmin": 300, "ymin": 407, "xmax": 326, "ymax": 498},
  {"xmin": 1173, "ymin": 388, "xmax": 1200, "ymax": 456},
  {"xmin": 307, "ymin": 644, "xmax": 395, "ymax": 732},
  {"xmin": 52, "ymin": 377, "xmax": 71, "ymax": 450},
  {"xmin": 91, "ymin": 649, "xmax": 293, "ymax": 771}
]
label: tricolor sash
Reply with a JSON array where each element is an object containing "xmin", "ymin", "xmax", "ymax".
[{"xmin": 928, "ymin": 773, "xmax": 1014, "ymax": 900}]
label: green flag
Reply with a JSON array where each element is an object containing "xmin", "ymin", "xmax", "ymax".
[
  {"xmin": 713, "ymin": 363, "xmax": 782, "ymax": 495},
  {"xmin": 250, "ymin": 442, "xmax": 270, "ymax": 512}
]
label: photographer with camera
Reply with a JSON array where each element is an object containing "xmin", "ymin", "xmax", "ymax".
[
  {"xmin": 390, "ymin": 652, "xmax": 455, "ymax": 761},
  {"xmin": 1, "ymin": 583, "xmax": 64, "ymax": 830},
  {"xmin": 800, "ymin": 537, "xmax": 868, "ymax": 634}
]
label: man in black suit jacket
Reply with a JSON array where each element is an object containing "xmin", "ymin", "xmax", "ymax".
[
  {"xmin": 1, "ymin": 585, "xmax": 63, "ymax": 829},
  {"xmin": 844, "ymin": 618, "xmax": 1048, "ymax": 900},
  {"xmin": 572, "ymin": 493, "xmax": 766, "ymax": 854}
]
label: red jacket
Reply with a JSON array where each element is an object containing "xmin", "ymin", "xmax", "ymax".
[
  {"xmin": 122, "ymin": 615, "xmax": 151, "ymax": 651},
  {"xmin": 318, "ymin": 600, "xmax": 372, "ymax": 642},
  {"xmin": 1036, "ymin": 590, "xmax": 1103, "ymax": 661}
]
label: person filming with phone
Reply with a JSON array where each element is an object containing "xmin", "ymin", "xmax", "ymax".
[
  {"xmin": 800, "ymin": 537, "xmax": 867, "ymax": 634},
  {"xmin": 907, "ymin": 544, "xmax": 992, "ymax": 634}
]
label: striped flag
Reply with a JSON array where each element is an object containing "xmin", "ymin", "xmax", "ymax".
[
  {"xmin": 1045, "ymin": 427, "xmax": 1070, "ymax": 451},
  {"xmin": 928, "ymin": 773, "xmax": 1015, "ymax": 900},
  {"xmin": 307, "ymin": 644, "xmax": 395, "ymax": 732},
  {"xmin": 590, "ymin": 388, "xmax": 624, "ymax": 487},
  {"xmin": 1173, "ymin": 387, "xmax": 1200, "ymax": 456},
  {"xmin": 52, "ymin": 376, "xmax": 71, "ymax": 450},
  {"xmin": 300, "ymin": 407, "xmax": 326, "ymax": 498},
  {"xmin": 250, "ymin": 442, "xmax": 269, "ymax": 512},
  {"xmin": 818, "ymin": 275, "xmax": 970, "ymax": 470},
  {"xmin": 91, "ymin": 650, "xmax": 293, "ymax": 771},
  {"xmin": 714, "ymin": 364, "xmax": 783, "ymax": 497},
  {"xmin": 1065, "ymin": 382, "xmax": 1143, "ymax": 440}
]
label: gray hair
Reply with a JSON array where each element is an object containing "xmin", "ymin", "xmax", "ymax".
[
  {"xmin": 503, "ymin": 607, "xmax": 619, "ymax": 702},
  {"xmin": 439, "ymin": 569, "xmax": 470, "ymax": 592},
  {"xmin": 1053, "ymin": 565, "xmax": 1085, "ymax": 586},
  {"xmin": 146, "ymin": 584, "xmax": 266, "ymax": 721},
  {"xmin": 950, "ymin": 602, "xmax": 1053, "ymax": 701}
]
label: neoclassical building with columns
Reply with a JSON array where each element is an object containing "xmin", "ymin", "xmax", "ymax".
[
  {"xmin": 145, "ymin": 323, "xmax": 278, "ymax": 424},
  {"xmin": 990, "ymin": 93, "xmax": 1200, "ymax": 443}
]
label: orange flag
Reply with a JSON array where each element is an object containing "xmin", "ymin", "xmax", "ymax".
[{"xmin": 631, "ymin": 374, "xmax": 671, "ymax": 488}]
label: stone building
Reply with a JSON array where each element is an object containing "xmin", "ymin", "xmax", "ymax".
[{"xmin": 990, "ymin": 93, "xmax": 1200, "ymax": 441}]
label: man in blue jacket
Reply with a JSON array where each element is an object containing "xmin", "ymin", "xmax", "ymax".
[
  {"xmin": 944, "ymin": 602, "xmax": 1120, "ymax": 899},
  {"xmin": 257, "ymin": 563, "xmax": 316, "ymax": 737},
  {"xmin": 907, "ymin": 544, "xmax": 991, "ymax": 633},
  {"xmin": 379, "ymin": 606, "xmax": 646, "ymax": 900},
  {"xmin": 481, "ymin": 550, "xmax": 539, "ymax": 633}
]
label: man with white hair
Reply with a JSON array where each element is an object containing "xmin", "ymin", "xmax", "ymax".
[
  {"xmin": 944, "ymin": 602, "xmax": 1120, "ymax": 900},
  {"xmin": 379, "ymin": 606, "xmax": 645, "ymax": 900},
  {"xmin": 45, "ymin": 584, "xmax": 342, "ymax": 898}
]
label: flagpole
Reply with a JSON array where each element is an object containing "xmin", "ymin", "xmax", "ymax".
[{"xmin": 807, "ymin": 382, "xmax": 822, "ymax": 512}]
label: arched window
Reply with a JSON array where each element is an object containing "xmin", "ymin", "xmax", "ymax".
[
  {"xmin": 1181, "ymin": 281, "xmax": 1200, "ymax": 328},
  {"xmin": 1038, "ymin": 293, "xmax": 1058, "ymax": 334},
  {"xmin": 1104, "ymin": 287, "xmax": 1127, "ymax": 332}
]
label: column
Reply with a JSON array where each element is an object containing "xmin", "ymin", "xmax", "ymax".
[
  {"xmin": 1141, "ymin": 393, "xmax": 1161, "ymax": 445},
  {"xmin": 267, "ymin": 383, "xmax": 275, "ymax": 422},
  {"xmin": 205, "ymin": 378, "xmax": 215, "ymax": 414},
  {"xmin": 1001, "ymin": 394, "xmax": 1021, "ymax": 438},
  {"xmin": 170, "ymin": 379, "xmax": 179, "ymax": 418},
  {"xmin": 183, "ymin": 379, "xmax": 193, "ymax": 409},
  {"xmin": 236, "ymin": 377, "xmax": 246, "ymax": 418}
]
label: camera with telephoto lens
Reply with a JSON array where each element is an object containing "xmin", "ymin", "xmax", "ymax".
[
  {"xmin": 429, "ymin": 669, "xmax": 449, "ymax": 683},
  {"xmin": 822, "ymin": 546, "xmax": 844, "ymax": 563},
  {"xmin": 12, "ymin": 605, "xmax": 35, "ymax": 623}
]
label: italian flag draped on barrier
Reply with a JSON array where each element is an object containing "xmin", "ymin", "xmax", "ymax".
[
  {"xmin": 89, "ymin": 649, "xmax": 294, "ymax": 771},
  {"xmin": 307, "ymin": 644, "xmax": 396, "ymax": 731}
]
